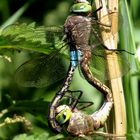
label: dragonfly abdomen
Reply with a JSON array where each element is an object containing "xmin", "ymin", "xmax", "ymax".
[
  {"xmin": 80, "ymin": 50, "xmax": 113, "ymax": 129},
  {"xmin": 48, "ymin": 65, "xmax": 77, "ymax": 132}
]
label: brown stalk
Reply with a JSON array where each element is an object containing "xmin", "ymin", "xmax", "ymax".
[{"xmin": 95, "ymin": 0, "xmax": 126, "ymax": 138}]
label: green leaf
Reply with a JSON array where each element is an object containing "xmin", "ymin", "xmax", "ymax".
[
  {"xmin": 0, "ymin": 23, "xmax": 53, "ymax": 54},
  {"xmin": 13, "ymin": 133, "xmax": 49, "ymax": 140},
  {"xmin": 1, "ymin": 23, "xmax": 46, "ymax": 45},
  {"xmin": 13, "ymin": 133, "xmax": 64, "ymax": 140}
]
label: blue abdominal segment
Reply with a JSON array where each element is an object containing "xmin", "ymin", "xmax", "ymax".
[{"xmin": 70, "ymin": 51, "xmax": 79, "ymax": 68}]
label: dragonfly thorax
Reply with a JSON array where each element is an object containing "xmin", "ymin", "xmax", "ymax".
[
  {"xmin": 64, "ymin": 15, "xmax": 92, "ymax": 51},
  {"xmin": 67, "ymin": 109, "xmax": 94, "ymax": 136}
]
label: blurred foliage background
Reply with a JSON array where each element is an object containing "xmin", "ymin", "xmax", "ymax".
[{"xmin": 0, "ymin": 0, "xmax": 139, "ymax": 139}]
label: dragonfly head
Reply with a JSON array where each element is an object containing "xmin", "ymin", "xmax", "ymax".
[
  {"xmin": 56, "ymin": 105, "xmax": 72, "ymax": 125},
  {"xmin": 70, "ymin": 2, "xmax": 92, "ymax": 14}
]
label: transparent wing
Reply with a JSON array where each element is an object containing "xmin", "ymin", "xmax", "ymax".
[
  {"xmin": 72, "ymin": 12, "xmax": 119, "ymax": 47},
  {"xmin": 88, "ymin": 45, "xmax": 130, "ymax": 82},
  {"xmin": 89, "ymin": 12, "xmax": 119, "ymax": 47},
  {"xmin": 74, "ymin": 12, "xmax": 128, "ymax": 81},
  {"xmin": 13, "ymin": 25, "xmax": 69, "ymax": 88},
  {"xmin": 45, "ymin": 26, "xmax": 65, "ymax": 47},
  {"xmin": 15, "ymin": 51, "xmax": 69, "ymax": 88}
]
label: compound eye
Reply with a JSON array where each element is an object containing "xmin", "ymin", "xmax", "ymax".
[
  {"xmin": 56, "ymin": 113, "xmax": 67, "ymax": 125},
  {"xmin": 70, "ymin": 3, "xmax": 92, "ymax": 13},
  {"xmin": 55, "ymin": 105, "xmax": 72, "ymax": 125}
]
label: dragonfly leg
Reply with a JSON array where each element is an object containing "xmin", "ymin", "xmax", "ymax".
[
  {"xmin": 77, "ymin": 100, "xmax": 93, "ymax": 110},
  {"xmin": 96, "ymin": 20, "xmax": 112, "ymax": 27},
  {"xmin": 66, "ymin": 90, "xmax": 94, "ymax": 110},
  {"xmin": 66, "ymin": 90, "xmax": 83, "ymax": 109},
  {"xmin": 102, "ymin": 45, "xmax": 135, "ymax": 55},
  {"xmin": 93, "ymin": 131, "xmax": 125, "ymax": 138},
  {"xmin": 92, "ymin": 0, "xmax": 103, "ymax": 14}
]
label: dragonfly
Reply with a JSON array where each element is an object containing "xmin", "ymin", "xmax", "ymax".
[
  {"xmin": 13, "ymin": 0, "xmax": 132, "ymax": 133},
  {"xmin": 55, "ymin": 104, "xmax": 124, "ymax": 138}
]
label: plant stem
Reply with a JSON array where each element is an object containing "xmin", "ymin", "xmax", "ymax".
[{"xmin": 95, "ymin": 0, "xmax": 126, "ymax": 137}]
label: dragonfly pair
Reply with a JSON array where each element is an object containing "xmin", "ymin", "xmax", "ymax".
[{"xmin": 13, "ymin": 0, "xmax": 132, "ymax": 137}]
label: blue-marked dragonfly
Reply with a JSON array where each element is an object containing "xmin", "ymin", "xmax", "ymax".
[{"xmin": 12, "ymin": 0, "xmax": 132, "ymax": 134}]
